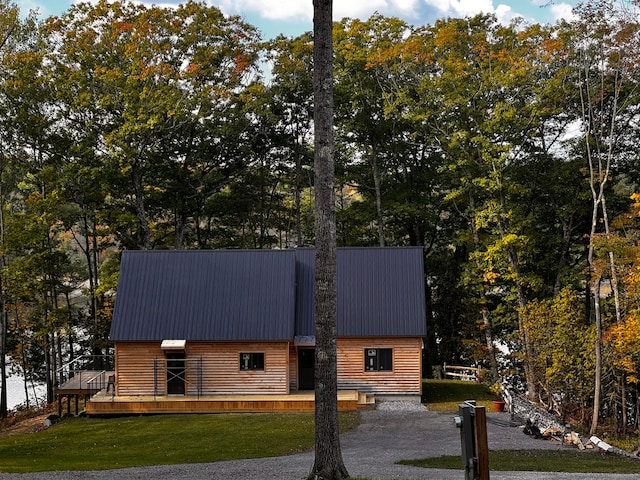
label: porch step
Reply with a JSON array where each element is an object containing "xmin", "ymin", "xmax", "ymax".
[{"xmin": 357, "ymin": 391, "xmax": 376, "ymax": 410}]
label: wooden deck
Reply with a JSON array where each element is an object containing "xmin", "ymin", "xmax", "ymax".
[
  {"xmin": 56, "ymin": 370, "xmax": 115, "ymax": 395},
  {"xmin": 85, "ymin": 390, "xmax": 375, "ymax": 415}
]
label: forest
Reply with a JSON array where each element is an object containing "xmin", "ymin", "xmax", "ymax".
[{"xmin": 0, "ymin": 0, "xmax": 639, "ymax": 438}]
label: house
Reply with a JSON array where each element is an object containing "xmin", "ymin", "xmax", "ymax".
[{"xmin": 91, "ymin": 247, "xmax": 426, "ymax": 413}]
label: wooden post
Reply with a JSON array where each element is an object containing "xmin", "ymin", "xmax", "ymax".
[
  {"xmin": 474, "ymin": 405, "xmax": 490, "ymax": 480},
  {"xmin": 456, "ymin": 401, "xmax": 490, "ymax": 480}
]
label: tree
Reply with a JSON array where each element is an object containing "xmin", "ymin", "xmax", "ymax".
[
  {"xmin": 564, "ymin": 0, "xmax": 640, "ymax": 434},
  {"xmin": 0, "ymin": 0, "xmax": 20, "ymax": 419},
  {"xmin": 308, "ymin": 0, "xmax": 349, "ymax": 479}
]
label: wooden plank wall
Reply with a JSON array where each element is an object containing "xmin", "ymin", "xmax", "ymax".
[
  {"xmin": 336, "ymin": 337, "xmax": 422, "ymax": 395},
  {"xmin": 115, "ymin": 343, "xmax": 164, "ymax": 396},
  {"xmin": 189, "ymin": 342, "xmax": 289, "ymax": 394},
  {"xmin": 115, "ymin": 341, "xmax": 290, "ymax": 396},
  {"xmin": 288, "ymin": 344, "xmax": 298, "ymax": 391},
  {"xmin": 116, "ymin": 338, "xmax": 421, "ymax": 397}
]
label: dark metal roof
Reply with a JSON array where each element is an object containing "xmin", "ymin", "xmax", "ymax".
[
  {"xmin": 109, "ymin": 250, "xmax": 296, "ymax": 341},
  {"xmin": 110, "ymin": 247, "xmax": 426, "ymax": 342},
  {"xmin": 294, "ymin": 247, "xmax": 427, "ymax": 337}
]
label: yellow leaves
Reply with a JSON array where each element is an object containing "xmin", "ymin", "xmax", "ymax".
[
  {"xmin": 483, "ymin": 271, "xmax": 500, "ymax": 284},
  {"xmin": 631, "ymin": 193, "xmax": 640, "ymax": 214},
  {"xmin": 605, "ymin": 313, "xmax": 640, "ymax": 383}
]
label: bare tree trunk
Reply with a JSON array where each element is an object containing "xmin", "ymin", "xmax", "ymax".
[
  {"xmin": 590, "ymin": 278, "xmax": 603, "ymax": 436},
  {"xmin": 308, "ymin": 0, "xmax": 349, "ymax": 478},
  {"xmin": 0, "ymin": 312, "xmax": 6, "ymax": 417},
  {"xmin": 131, "ymin": 161, "xmax": 152, "ymax": 250},
  {"xmin": 370, "ymin": 141, "xmax": 385, "ymax": 247}
]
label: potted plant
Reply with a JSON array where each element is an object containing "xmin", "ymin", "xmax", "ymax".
[{"xmin": 489, "ymin": 382, "xmax": 506, "ymax": 412}]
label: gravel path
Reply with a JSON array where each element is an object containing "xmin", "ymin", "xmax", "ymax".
[{"xmin": 1, "ymin": 402, "xmax": 639, "ymax": 480}]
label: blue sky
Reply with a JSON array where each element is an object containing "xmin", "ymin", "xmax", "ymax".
[{"xmin": 16, "ymin": 0, "xmax": 579, "ymax": 38}]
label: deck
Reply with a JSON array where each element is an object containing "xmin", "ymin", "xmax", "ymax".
[
  {"xmin": 85, "ymin": 390, "xmax": 375, "ymax": 415},
  {"xmin": 56, "ymin": 370, "xmax": 115, "ymax": 395}
]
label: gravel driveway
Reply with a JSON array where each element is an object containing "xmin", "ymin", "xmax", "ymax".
[{"xmin": 1, "ymin": 402, "xmax": 639, "ymax": 480}]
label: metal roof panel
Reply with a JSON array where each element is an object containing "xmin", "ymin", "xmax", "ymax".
[{"xmin": 110, "ymin": 250, "xmax": 296, "ymax": 341}]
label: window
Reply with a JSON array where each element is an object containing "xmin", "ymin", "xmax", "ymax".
[
  {"xmin": 364, "ymin": 348, "xmax": 392, "ymax": 372},
  {"xmin": 240, "ymin": 352, "xmax": 264, "ymax": 371}
]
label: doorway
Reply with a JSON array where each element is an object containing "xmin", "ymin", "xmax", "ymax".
[
  {"xmin": 298, "ymin": 348, "xmax": 315, "ymax": 390},
  {"xmin": 166, "ymin": 351, "xmax": 186, "ymax": 395}
]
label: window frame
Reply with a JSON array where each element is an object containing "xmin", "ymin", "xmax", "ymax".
[
  {"xmin": 364, "ymin": 348, "xmax": 392, "ymax": 372},
  {"xmin": 239, "ymin": 352, "xmax": 265, "ymax": 371}
]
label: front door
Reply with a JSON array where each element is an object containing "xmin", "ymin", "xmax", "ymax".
[
  {"xmin": 166, "ymin": 352, "xmax": 186, "ymax": 395},
  {"xmin": 298, "ymin": 348, "xmax": 315, "ymax": 390}
]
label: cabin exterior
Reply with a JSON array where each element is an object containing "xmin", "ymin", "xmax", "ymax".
[{"xmin": 98, "ymin": 247, "xmax": 426, "ymax": 412}]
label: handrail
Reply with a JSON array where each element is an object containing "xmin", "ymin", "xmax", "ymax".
[
  {"xmin": 55, "ymin": 355, "xmax": 114, "ymax": 387},
  {"xmin": 86, "ymin": 371, "xmax": 108, "ymax": 397}
]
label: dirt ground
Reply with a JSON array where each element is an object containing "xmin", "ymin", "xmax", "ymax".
[{"xmin": 0, "ymin": 412, "xmax": 50, "ymax": 437}]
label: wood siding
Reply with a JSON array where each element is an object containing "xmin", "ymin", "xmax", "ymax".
[
  {"xmin": 115, "ymin": 337, "xmax": 421, "ymax": 397},
  {"xmin": 286, "ymin": 337, "xmax": 422, "ymax": 395},
  {"xmin": 115, "ymin": 343, "xmax": 164, "ymax": 396},
  {"xmin": 289, "ymin": 344, "xmax": 298, "ymax": 391},
  {"xmin": 189, "ymin": 342, "xmax": 289, "ymax": 394},
  {"xmin": 336, "ymin": 337, "xmax": 422, "ymax": 395},
  {"xmin": 115, "ymin": 341, "xmax": 290, "ymax": 396}
]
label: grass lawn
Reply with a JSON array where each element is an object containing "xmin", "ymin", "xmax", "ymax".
[
  {"xmin": 0, "ymin": 412, "xmax": 360, "ymax": 473},
  {"xmin": 400, "ymin": 449, "xmax": 640, "ymax": 474},
  {"xmin": 422, "ymin": 378, "xmax": 496, "ymax": 411},
  {"xmin": 416, "ymin": 379, "xmax": 640, "ymax": 474}
]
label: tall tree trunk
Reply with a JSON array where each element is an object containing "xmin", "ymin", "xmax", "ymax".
[
  {"xmin": 370, "ymin": 141, "xmax": 385, "ymax": 247},
  {"xmin": 45, "ymin": 332, "xmax": 53, "ymax": 404},
  {"xmin": 131, "ymin": 161, "xmax": 152, "ymax": 250},
  {"xmin": 308, "ymin": 0, "xmax": 349, "ymax": 478},
  {"xmin": 0, "ymin": 310, "xmax": 6, "ymax": 417},
  {"xmin": 0, "ymin": 156, "xmax": 6, "ymax": 418},
  {"xmin": 590, "ymin": 278, "xmax": 603, "ymax": 436},
  {"xmin": 469, "ymin": 195, "xmax": 498, "ymax": 380}
]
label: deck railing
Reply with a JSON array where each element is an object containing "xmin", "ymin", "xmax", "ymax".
[
  {"xmin": 55, "ymin": 354, "xmax": 114, "ymax": 390},
  {"xmin": 86, "ymin": 371, "xmax": 112, "ymax": 397}
]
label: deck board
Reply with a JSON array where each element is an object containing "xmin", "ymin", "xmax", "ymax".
[{"xmin": 85, "ymin": 390, "xmax": 374, "ymax": 415}]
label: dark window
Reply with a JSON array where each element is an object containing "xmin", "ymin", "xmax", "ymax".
[
  {"xmin": 240, "ymin": 352, "xmax": 264, "ymax": 371},
  {"xmin": 364, "ymin": 348, "xmax": 392, "ymax": 372}
]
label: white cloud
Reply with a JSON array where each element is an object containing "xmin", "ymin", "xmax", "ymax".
[
  {"xmin": 423, "ymin": 0, "xmax": 495, "ymax": 17},
  {"xmin": 216, "ymin": 0, "xmax": 311, "ymax": 21},
  {"xmin": 495, "ymin": 4, "xmax": 523, "ymax": 24},
  {"xmin": 550, "ymin": 3, "xmax": 576, "ymax": 22},
  {"xmin": 216, "ymin": 0, "xmax": 421, "ymax": 22}
]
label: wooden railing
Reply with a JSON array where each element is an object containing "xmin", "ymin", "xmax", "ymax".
[{"xmin": 443, "ymin": 363, "xmax": 481, "ymax": 382}]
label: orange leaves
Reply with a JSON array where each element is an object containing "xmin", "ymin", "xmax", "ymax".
[
  {"xmin": 234, "ymin": 52, "xmax": 251, "ymax": 77},
  {"xmin": 115, "ymin": 21, "xmax": 134, "ymax": 32}
]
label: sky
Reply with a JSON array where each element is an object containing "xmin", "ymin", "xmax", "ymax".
[{"xmin": 16, "ymin": 0, "xmax": 579, "ymax": 38}]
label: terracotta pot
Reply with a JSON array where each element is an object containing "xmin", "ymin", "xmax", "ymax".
[{"xmin": 493, "ymin": 400, "xmax": 506, "ymax": 412}]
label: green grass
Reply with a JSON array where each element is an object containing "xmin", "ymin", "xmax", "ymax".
[
  {"xmin": 400, "ymin": 449, "xmax": 640, "ymax": 474},
  {"xmin": 422, "ymin": 378, "xmax": 496, "ymax": 411},
  {"xmin": 0, "ymin": 412, "xmax": 360, "ymax": 473}
]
